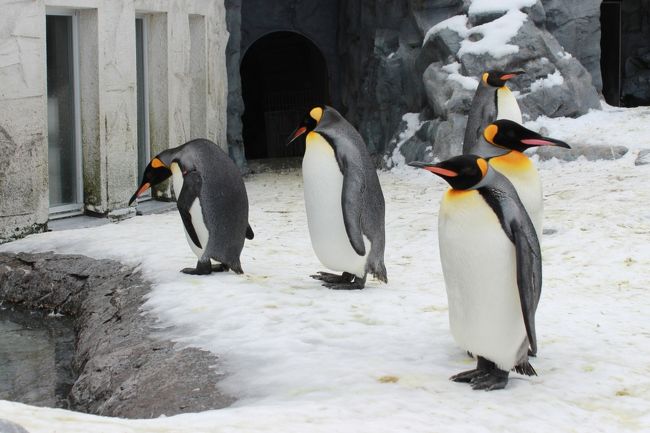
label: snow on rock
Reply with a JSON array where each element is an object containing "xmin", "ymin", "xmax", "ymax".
[
  {"xmin": 423, "ymin": 14, "xmax": 468, "ymax": 46},
  {"xmin": 529, "ymin": 69, "xmax": 565, "ymax": 92},
  {"xmin": 386, "ymin": 113, "xmax": 427, "ymax": 168},
  {"xmin": 1, "ymin": 109, "xmax": 650, "ymax": 432},
  {"xmin": 468, "ymin": 0, "xmax": 537, "ymax": 15},
  {"xmin": 441, "ymin": 62, "xmax": 479, "ymax": 91}
]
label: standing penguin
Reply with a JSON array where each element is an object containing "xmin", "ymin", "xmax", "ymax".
[
  {"xmin": 473, "ymin": 119, "xmax": 570, "ymax": 235},
  {"xmin": 287, "ymin": 106, "xmax": 387, "ymax": 290},
  {"xmin": 463, "ymin": 70, "xmax": 524, "ymax": 155},
  {"xmin": 410, "ymin": 155, "xmax": 541, "ymax": 390},
  {"xmin": 129, "ymin": 139, "xmax": 254, "ymax": 275}
]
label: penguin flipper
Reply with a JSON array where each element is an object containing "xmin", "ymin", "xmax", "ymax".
[
  {"xmin": 340, "ymin": 161, "xmax": 367, "ymax": 256},
  {"xmin": 176, "ymin": 171, "xmax": 203, "ymax": 249},
  {"xmin": 246, "ymin": 224, "xmax": 254, "ymax": 240},
  {"xmin": 512, "ymin": 219, "xmax": 542, "ymax": 356}
]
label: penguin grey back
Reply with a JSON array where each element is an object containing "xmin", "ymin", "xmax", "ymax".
[
  {"xmin": 463, "ymin": 82, "xmax": 496, "ymax": 155},
  {"xmin": 167, "ymin": 139, "xmax": 251, "ymax": 268},
  {"xmin": 314, "ymin": 106, "xmax": 387, "ymax": 282}
]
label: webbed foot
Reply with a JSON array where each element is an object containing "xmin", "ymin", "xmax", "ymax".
[{"xmin": 451, "ymin": 356, "xmax": 509, "ymax": 391}]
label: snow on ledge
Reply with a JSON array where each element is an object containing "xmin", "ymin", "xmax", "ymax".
[
  {"xmin": 424, "ymin": 10, "xmax": 528, "ymax": 59},
  {"xmin": 530, "ymin": 69, "xmax": 565, "ymax": 92},
  {"xmin": 386, "ymin": 113, "xmax": 425, "ymax": 167},
  {"xmin": 459, "ymin": 9, "xmax": 528, "ymax": 58},
  {"xmin": 468, "ymin": 0, "xmax": 537, "ymax": 15},
  {"xmin": 441, "ymin": 62, "xmax": 479, "ymax": 90}
]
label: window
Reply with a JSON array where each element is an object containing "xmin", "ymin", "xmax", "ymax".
[
  {"xmin": 46, "ymin": 11, "xmax": 83, "ymax": 215},
  {"xmin": 136, "ymin": 16, "xmax": 151, "ymax": 191}
]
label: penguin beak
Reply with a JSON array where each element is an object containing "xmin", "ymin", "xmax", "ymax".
[
  {"xmin": 521, "ymin": 137, "xmax": 571, "ymax": 149},
  {"xmin": 129, "ymin": 182, "xmax": 150, "ymax": 206},
  {"xmin": 500, "ymin": 71, "xmax": 524, "ymax": 81},
  {"xmin": 408, "ymin": 161, "xmax": 458, "ymax": 177},
  {"xmin": 287, "ymin": 126, "xmax": 307, "ymax": 145}
]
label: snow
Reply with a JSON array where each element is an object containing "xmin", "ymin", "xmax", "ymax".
[
  {"xmin": 423, "ymin": 10, "xmax": 527, "ymax": 59},
  {"xmin": 442, "ymin": 62, "xmax": 479, "ymax": 91},
  {"xmin": 386, "ymin": 113, "xmax": 425, "ymax": 167},
  {"xmin": 468, "ymin": 0, "xmax": 537, "ymax": 15},
  {"xmin": 529, "ymin": 69, "xmax": 565, "ymax": 93},
  {"xmin": 1, "ymin": 107, "xmax": 650, "ymax": 432}
]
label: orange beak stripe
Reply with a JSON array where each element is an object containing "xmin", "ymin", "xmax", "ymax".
[
  {"xmin": 425, "ymin": 166, "xmax": 458, "ymax": 177},
  {"xmin": 500, "ymin": 73, "xmax": 517, "ymax": 81},
  {"xmin": 135, "ymin": 182, "xmax": 151, "ymax": 198},
  {"xmin": 521, "ymin": 138, "xmax": 555, "ymax": 146},
  {"xmin": 291, "ymin": 126, "xmax": 307, "ymax": 142}
]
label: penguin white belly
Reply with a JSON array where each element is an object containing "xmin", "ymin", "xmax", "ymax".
[
  {"xmin": 302, "ymin": 132, "xmax": 368, "ymax": 278},
  {"xmin": 438, "ymin": 190, "xmax": 527, "ymax": 370},
  {"xmin": 496, "ymin": 87, "xmax": 522, "ymax": 124},
  {"xmin": 171, "ymin": 163, "xmax": 211, "ymax": 260},
  {"xmin": 489, "ymin": 152, "xmax": 543, "ymax": 236}
]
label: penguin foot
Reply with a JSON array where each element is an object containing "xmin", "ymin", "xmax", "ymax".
[
  {"xmin": 451, "ymin": 356, "xmax": 509, "ymax": 391},
  {"xmin": 322, "ymin": 274, "xmax": 367, "ymax": 290},
  {"xmin": 310, "ymin": 271, "xmax": 354, "ymax": 284},
  {"xmin": 211, "ymin": 263, "xmax": 230, "ymax": 273},
  {"xmin": 181, "ymin": 259, "xmax": 212, "ymax": 275}
]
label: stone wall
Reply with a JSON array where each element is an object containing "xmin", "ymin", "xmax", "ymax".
[
  {"xmin": 0, "ymin": 0, "xmax": 229, "ymax": 243},
  {"xmin": 621, "ymin": 0, "xmax": 650, "ymax": 106}
]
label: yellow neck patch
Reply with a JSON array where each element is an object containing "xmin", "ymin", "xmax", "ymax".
[
  {"xmin": 490, "ymin": 151, "xmax": 532, "ymax": 172},
  {"xmin": 310, "ymin": 107, "xmax": 323, "ymax": 122},
  {"xmin": 482, "ymin": 72, "xmax": 489, "ymax": 84},
  {"xmin": 477, "ymin": 158, "xmax": 488, "ymax": 176}
]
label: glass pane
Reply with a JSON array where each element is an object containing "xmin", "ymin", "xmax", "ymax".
[
  {"xmin": 46, "ymin": 15, "xmax": 78, "ymax": 207},
  {"xmin": 136, "ymin": 18, "xmax": 149, "ymax": 178}
]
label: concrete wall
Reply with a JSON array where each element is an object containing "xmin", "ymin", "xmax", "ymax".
[{"xmin": 0, "ymin": 0, "xmax": 229, "ymax": 243}]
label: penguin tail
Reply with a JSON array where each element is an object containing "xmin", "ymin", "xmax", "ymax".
[
  {"xmin": 370, "ymin": 261, "xmax": 388, "ymax": 284},
  {"xmin": 246, "ymin": 224, "xmax": 254, "ymax": 240},
  {"xmin": 513, "ymin": 361, "xmax": 537, "ymax": 377},
  {"xmin": 229, "ymin": 259, "xmax": 244, "ymax": 275}
]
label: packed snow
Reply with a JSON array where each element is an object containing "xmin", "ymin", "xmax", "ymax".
[
  {"xmin": 441, "ymin": 62, "xmax": 479, "ymax": 91},
  {"xmin": 1, "ymin": 107, "xmax": 650, "ymax": 432},
  {"xmin": 529, "ymin": 69, "xmax": 565, "ymax": 93},
  {"xmin": 468, "ymin": 0, "xmax": 537, "ymax": 16},
  {"xmin": 424, "ymin": 10, "xmax": 527, "ymax": 59}
]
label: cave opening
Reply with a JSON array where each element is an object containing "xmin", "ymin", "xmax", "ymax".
[
  {"xmin": 240, "ymin": 31, "xmax": 329, "ymax": 160},
  {"xmin": 601, "ymin": 0, "xmax": 650, "ymax": 107}
]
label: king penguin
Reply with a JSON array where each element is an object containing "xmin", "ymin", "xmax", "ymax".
[
  {"xmin": 410, "ymin": 155, "xmax": 541, "ymax": 390},
  {"xmin": 473, "ymin": 119, "xmax": 570, "ymax": 235},
  {"xmin": 287, "ymin": 105, "xmax": 387, "ymax": 290},
  {"xmin": 129, "ymin": 139, "xmax": 254, "ymax": 275},
  {"xmin": 463, "ymin": 70, "xmax": 524, "ymax": 155}
]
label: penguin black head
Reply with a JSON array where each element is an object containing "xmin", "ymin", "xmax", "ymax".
[
  {"xmin": 484, "ymin": 119, "xmax": 571, "ymax": 153},
  {"xmin": 129, "ymin": 157, "xmax": 172, "ymax": 205},
  {"xmin": 409, "ymin": 155, "xmax": 488, "ymax": 190},
  {"xmin": 287, "ymin": 106, "xmax": 324, "ymax": 144},
  {"xmin": 482, "ymin": 70, "xmax": 524, "ymax": 88}
]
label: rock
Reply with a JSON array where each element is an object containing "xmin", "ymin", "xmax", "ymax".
[
  {"xmin": 635, "ymin": 149, "xmax": 650, "ymax": 165},
  {"xmin": 533, "ymin": 143, "xmax": 629, "ymax": 161},
  {"xmin": 0, "ymin": 252, "xmax": 233, "ymax": 418},
  {"xmin": 432, "ymin": 113, "xmax": 466, "ymax": 160},
  {"xmin": 0, "ymin": 420, "xmax": 30, "ymax": 433},
  {"xmin": 541, "ymin": 0, "xmax": 602, "ymax": 90}
]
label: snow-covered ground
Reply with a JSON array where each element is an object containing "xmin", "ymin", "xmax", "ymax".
[{"xmin": 1, "ymin": 106, "xmax": 650, "ymax": 432}]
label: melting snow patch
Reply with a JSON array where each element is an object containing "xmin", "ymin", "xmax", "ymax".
[
  {"xmin": 386, "ymin": 113, "xmax": 425, "ymax": 167},
  {"xmin": 459, "ymin": 9, "xmax": 527, "ymax": 58},
  {"xmin": 423, "ymin": 15, "xmax": 468, "ymax": 45},
  {"xmin": 468, "ymin": 0, "xmax": 537, "ymax": 15},
  {"xmin": 441, "ymin": 63, "xmax": 478, "ymax": 90},
  {"xmin": 529, "ymin": 70, "xmax": 565, "ymax": 92}
]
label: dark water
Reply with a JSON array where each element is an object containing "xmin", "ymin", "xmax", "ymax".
[{"xmin": 0, "ymin": 304, "xmax": 75, "ymax": 408}]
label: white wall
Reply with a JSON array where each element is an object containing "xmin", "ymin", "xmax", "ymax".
[{"xmin": 0, "ymin": 0, "xmax": 229, "ymax": 242}]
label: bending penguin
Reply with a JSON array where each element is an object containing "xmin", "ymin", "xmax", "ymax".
[
  {"xmin": 288, "ymin": 105, "xmax": 387, "ymax": 290},
  {"xmin": 129, "ymin": 139, "xmax": 254, "ymax": 275},
  {"xmin": 463, "ymin": 70, "xmax": 524, "ymax": 155},
  {"xmin": 410, "ymin": 155, "xmax": 541, "ymax": 391},
  {"xmin": 473, "ymin": 119, "xmax": 570, "ymax": 235}
]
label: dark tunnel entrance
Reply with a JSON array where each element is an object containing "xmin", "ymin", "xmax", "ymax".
[
  {"xmin": 240, "ymin": 31, "xmax": 329, "ymax": 160},
  {"xmin": 601, "ymin": 0, "xmax": 650, "ymax": 107}
]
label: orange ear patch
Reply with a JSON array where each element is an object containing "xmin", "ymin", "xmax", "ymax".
[
  {"xmin": 483, "ymin": 124, "xmax": 498, "ymax": 144},
  {"xmin": 309, "ymin": 107, "xmax": 323, "ymax": 122},
  {"xmin": 482, "ymin": 72, "xmax": 489, "ymax": 84},
  {"xmin": 151, "ymin": 158, "xmax": 166, "ymax": 169},
  {"xmin": 477, "ymin": 158, "xmax": 488, "ymax": 176}
]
